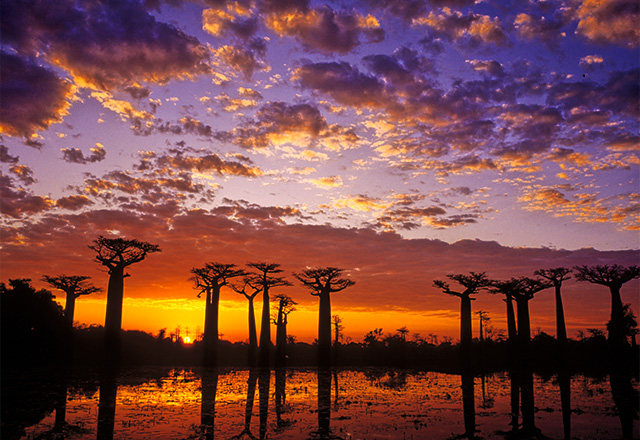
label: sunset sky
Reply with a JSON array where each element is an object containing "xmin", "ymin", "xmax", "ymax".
[{"xmin": 1, "ymin": 0, "xmax": 638, "ymax": 343}]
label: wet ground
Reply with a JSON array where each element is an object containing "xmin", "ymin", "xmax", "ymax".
[{"xmin": 10, "ymin": 367, "xmax": 637, "ymax": 439}]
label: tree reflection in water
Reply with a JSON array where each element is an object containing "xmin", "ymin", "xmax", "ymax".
[
  {"xmin": 97, "ymin": 371, "xmax": 117, "ymax": 440},
  {"xmin": 10, "ymin": 367, "xmax": 638, "ymax": 439},
  {"xmin": 311, "ymin": 368, "xmax": 337, "ymax": 439},
  {"xmin": 258, "ymin": 368, "xmax": 270, "ymax": 440},
  {"xmin": 200, "ymin": 368, "xmax": 218, "ymax": 440}
]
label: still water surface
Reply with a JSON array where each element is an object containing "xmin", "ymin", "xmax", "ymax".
[{"xmin": 18, "ymin": 368, "xmax": 635, "ymax": 439}]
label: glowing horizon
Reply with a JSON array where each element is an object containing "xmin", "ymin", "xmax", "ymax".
[{"xmin": 1, "ymin": 0, "xmax": 638, "ymax": 344}]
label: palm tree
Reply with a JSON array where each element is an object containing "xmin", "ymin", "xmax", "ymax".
[
  {"xmin": 191, "ymin": 262, "xmax": 246, "ymax": 366},
  {"xmin": 295, "ymin": 267, "xmax": 355, "ymax": 368}
]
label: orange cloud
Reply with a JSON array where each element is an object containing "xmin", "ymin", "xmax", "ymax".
[
  {"xmin": 1, "ymin": 52, "xmax": 74, "ymax": 138},
  {"xmin": 576, "ymin": 0, "xmax": 639, "ymax": 47},
  {"xmin": 265, "ymin": 6, "xmax": 383, "ymax": 54}
]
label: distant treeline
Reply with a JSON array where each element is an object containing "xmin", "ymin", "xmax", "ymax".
[{"xmin": 2, "ymin": 278, "xmax": 636, "ymax": 375}]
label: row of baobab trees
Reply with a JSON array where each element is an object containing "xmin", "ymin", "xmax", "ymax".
[
  {"xmin": 43, "ymin": 236, "xmax": 354, "ymax": 368},
  {"xmin": 433, "ymin": 267, "xmax": 639, "ymax": 439},
  {"xmin": 43, "ymin": 236, "xmax": 638, "ymax": 372}
]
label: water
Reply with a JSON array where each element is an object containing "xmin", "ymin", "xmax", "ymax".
[{"xmin": 10, "ymin": 368, "xmax": 637, "ymax": 439}]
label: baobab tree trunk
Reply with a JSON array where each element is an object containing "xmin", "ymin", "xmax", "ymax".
[
  {"xmin": 554, "ymin": 284, "xmax": 568, "ymax": 344},
  {"xmin": 459, "ymin": 295, "xmax": 475, "ymax": 438},
  {"xmin": 104, "ymin": 265, "xmax": 125, "ymax": 364},
  {"xmin": 515, "ymin": 297, "xmax": 536, "ymax": 435},
  {"xmin": 259, "ymin": 287, "xmax": 271, "ymax": 367},
  {"xmin": 504, "ymin": 292, "xmax": 520, "ymax": 430},
  {"xmin": 204, "ymin": 287, "xmax": 221, "ymax": 366},
  {"xmin": 553, "ymin": 284, "xmax": 571, "ymax": 439},
  {"xmin": 460, "ymin": 295, "xmax": 473, "ymax": 369},
  {"xmin": 506, "ymin": 294, "xmax": 517, "ymax": 342},
  {"xmin": 64, "ymin": 294, "xmax": 76, "ymax": 329},
  {"xmin": 275, "ymin": 302, "xmax": 286, "ymax": 368},
  {"xmin": 318, "ymin": 291, "xmax": 332, "ymax": 368},
  {"xmin": 203, "ymin": 289, "xmax": 212, "ymax": 343},
  {"xmin": 248, "ymin": 298, "xmax": 258, "ymax": 366},
  {"xmin": 608, "ymin": 285, "xmax": 628, "ymax": 350},
  {"xmin": 105, "ymin": 266, "xmax": 125, "ymax": 335}
]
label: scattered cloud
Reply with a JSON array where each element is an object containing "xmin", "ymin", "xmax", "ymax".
[
  {"xmin": 61, "ymin": 144, "xmax": 106, "ymax": 164},
  {"xmin": 264, "ymin": 5, "xmax": 384, "ymax": 54}
]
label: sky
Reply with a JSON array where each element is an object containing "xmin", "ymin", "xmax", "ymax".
[{"xmin": 1, "ymin": 0, "xmax": 639, "ymax": 343}]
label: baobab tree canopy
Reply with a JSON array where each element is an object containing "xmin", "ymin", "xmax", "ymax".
[
  {"xmin": 296, "ymin": 267, "xmax": 354, "ymax": 367},
  {"xmin": 42, "ymin": 275, "xmax": 101, "ymax": 298},
  {"xmin": 191, "ymin": 263, "xmax": 246, "ymax": 295},
  {"xmin": 433, "ymin": 272, "xmax": 491, "ymax": 298},
  {"xmin": 89, "ymin": 236, "xmax": 161, "ymax": 271},
  {"xmin": 535, "ymin": 267, "xmax": 572, "ymax": 286},
  {"xmin": 42, "ymin": 274, "xmax": 101, "ymax": 326},
  {"xmin": 294, "ymin": 267, "xmax": 355, "ymax": 294},
  {"xmin": 574, "ymin": 265, "xmax": 640, "ymax": 287},
  {"xmin": 246, "ymin": 262, "xmax": 291, "ymax": 366}
]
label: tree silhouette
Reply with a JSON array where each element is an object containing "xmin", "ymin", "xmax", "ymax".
[
  {"xmin": 191, "ymin": 262, "xmax": 246, "ymax": 366},
  {"xmin": 42, "ymin": 275, "xmax": 101, "ymax": 329},
  {"xmin": 273, "ymin": 293, "xmax": 296, "ymax": 368},
  {"xmin": 231, "ymin": 278, "xmax": 262, "ymax": 366},
  {"xmin": 1, "ymin": 278, "xmax": 66, "ymax": 365},
  {"xmin": 534, "ymin": 267, "xmax": 572, "ymax": 344},
  {"xmin": 332, "ymin": 314, "xmax": 344, "ymax": 364},
  {"xmin": 434, "ymin": 272, "xmax": 489, "ymax": 439},
  {"xmin": 295, "ymin": 267, "xmax": 355, "ymax": 368},
  {"xmin": 433, "ymin": 272, "xmax": 490, "ymax": 362},
  {"xmin": 488, "ymin": 278, "xmax": 525, "ymax": 432},
  {"xmin": 608, "ymin": 303, "xmax": 638, "ymax": 348},
  {"xmin": 574, "ymin": 264, "xmax": 639, "ymax": 351},
  {"xmin": 534, "ymin": 267, "xmax": 573, "ymax": 440},
  {"xmin": 475, "ymin": 310, "xmax": 489, "ymax": 343},
  {"xmin": 513, "ymin": 276, "xmax": 552, "ymax": 436},
  {"xmin": 246, "ymin": 262, "xmax": 291, "ymax": 367},
  {"xmin": 89, "ymin": 236, "xmax": 160, "ymax": 362}
]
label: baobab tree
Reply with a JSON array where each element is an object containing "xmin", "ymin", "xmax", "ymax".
[
  {"xmin": 89, "ymin": 236, "xmax": 160, "ymax": 361},
  {"xmin": 434, "ymin": 272, "xmax": 490, "ymax": 438},
  {"xmin": 475, "ymin": 310, "xmax": 490, "ymax": 343},
  {"xmin": 332, "ymin": 315, "xmax": 344, "ymax": 365},
  {"xmin": 273, "ymin": 293, "xmax": 296, "ymax": 368},
  {"xmin": 433, "ymin": 272, "xmax": 491, "ymax": 361},
  {"xmin": 488, "ymin": 278, "xmax": 524, "ymax": 432},
  {"xmin": 295, "ymin": 267, "xmax": 355, "ymax": 368},
  {"xmin": 230, "ymin": 277, "xmax": 262, "ymax": 366},
  {"xmin": 535, "ymin": 267, "xmax": 572, "ymax": 344},
  {"xmin": 246, "ymin": 262, "xmax": 291, "ymax": 367},
  {"xmin": 513, "ymin": 276, "xmax": 552, "ymax": 436},
  {"xmin": 42, "ymin": 275, "xmax": 101, "ymax": 329},
  {"xmin": 534, "ymin": 267, "xmax": 573, "ymax": 440},
  {"xmin": 574, "ymin": 264, "xmax": 640, "ymax": 351},
  {"xmin": 191, "ymin": 262, "xmax": 246, "ymax": 366},
  {"xmin": 489, "ymin": 279, "xmax": 523, "ymax": 344}
]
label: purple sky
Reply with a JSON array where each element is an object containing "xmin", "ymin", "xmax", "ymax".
[{"xmin": 1, "ymin": 0, "xmax": 638, "ymax": 340}]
